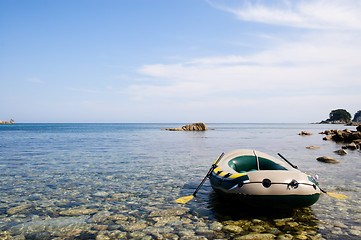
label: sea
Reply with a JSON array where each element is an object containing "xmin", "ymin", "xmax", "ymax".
[{"xmin": 0, "ymin": 123, "xmax": 360, "ymax": 239}]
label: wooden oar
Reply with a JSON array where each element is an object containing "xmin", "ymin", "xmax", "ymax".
[
  {"xmin": 278, "ymin": 153, "xmax": 347, "ymax": 200},
  {"xmin": 175, "ymin": 152, "xmax": 225, "ymax": 204}
]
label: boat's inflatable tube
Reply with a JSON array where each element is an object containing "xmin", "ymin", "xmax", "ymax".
[{"xmin": 209, "ymin": 149, "xmax": 321, "ymax": 208}]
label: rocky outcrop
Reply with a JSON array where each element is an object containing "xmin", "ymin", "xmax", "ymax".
[
  {"xmin": 320, "ymin": 128, "xmax": 361, "ymax": 150},
  {"xmin": 162, "ymin": 123, "xmax": 208, "ymax": 131},
  {"xmin": 320, "ymin": 129, "xmax": 361, "ymax": 141},
  {"xmin": 0, "ymin": 119, "xmax": 15, "ymax": 124}
]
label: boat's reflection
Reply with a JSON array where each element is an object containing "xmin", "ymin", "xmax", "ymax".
[{"xmin": 207, "ymin": 191, "xmax": 318, "ymax": 222}]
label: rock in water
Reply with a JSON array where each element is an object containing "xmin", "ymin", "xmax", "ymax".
[
  {"xmin": 162, "ymin": 123, "xmax": 208, "ymax": 131},
  {"xmin": 316, "ymin": 156, "xmax": 340, "ymax": 164},
  {"xmin": 334, "ymin": 149, "xmax": 347, "ymax": 155},
  {"xmin": 323, "ymin": 135, "xmax": 333, "ymax": 141},
  {"xmin": 343, "ymin": 142, "xmax": 358, "ymax": 150},
  {"xmin": 299, "ymin": 131, "xmax": 313, "ymax": 135},
  {"xmin": 306, "ymin": 146, "xmax": 320, "ymax": 149},
  {"xmin": 182, "ymin": 122, "xmax": 208, "ymax": 131},
  {"xmin": 0, "ymin": 119, "xmax": 15, "ymax": 124}
]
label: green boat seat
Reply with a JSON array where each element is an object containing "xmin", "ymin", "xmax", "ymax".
[{"xmin": 228, "ymin": 155, "xmax": 287, "ymax": 173}]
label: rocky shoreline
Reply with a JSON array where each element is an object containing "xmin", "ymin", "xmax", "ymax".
[
  {"xmin": 320, "ymin": 126, "xmax": 361, "ymax": 150},
  {"xmin": 316, "ymin": 120, "xmax": 360, "ymax": 126}
]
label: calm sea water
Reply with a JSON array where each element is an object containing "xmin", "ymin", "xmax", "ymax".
[{"xmin": 0, "ymin": 123, "xmax": 360, "ymax": 239}]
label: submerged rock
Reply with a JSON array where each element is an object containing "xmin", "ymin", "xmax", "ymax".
[
  {"xmin": 306, "ymin": 146, "xmax": 320, "ymax": 149},
  {"xmin": 162, "ymin": 122, "xmax": 208, "ymax": 131},
  {"xmin": 234, "ymin": 233, "xmax": 276, "ymax": 239},
  {"xmin": 210, "ymin": 222, "xmax": 223, "ymax": 231},
  {"xmin": 277, "ymin": 234, "xmax": 293, "ymax": 240},
  {"xmin": 88, "ymin": 211, "xmax": 110, "ymax": 223},
  {"xmin": 316, "ymin": 156, "xmax": 340, "ymax": 164},
  {"xmin": 7, "ymin": 203, "xmax": 33, "ymax": 215},
  {"xmin": 59, "ymin": 208, "xmax": 98, "ymax": 216},
  {"xmin": 8, "ymin": 216, "xmax": 89, "ymax": 236},
  {"xmin": 148, "ymin": 208, "xmax": 188, "ymax": 217},
  {"xmin": 120, "ymin": 222, "xmax": 148, "ymax": 231},
  {"xmin": 223, "ymin": 224, "xmax": 243, "ymax": 234}
]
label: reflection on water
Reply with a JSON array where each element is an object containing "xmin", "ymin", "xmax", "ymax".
[
  {"xmin": 208, "ymin": 191, "xmax": 300, "ymax": 220},
  {"xmin": 205, "ymin": 191, "xmax": 322, "ymax": 239}
]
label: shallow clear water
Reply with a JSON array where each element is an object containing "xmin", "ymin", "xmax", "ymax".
[{"xmin": 0, "ymin": 123, "xmax": 360, "ymax": 239}]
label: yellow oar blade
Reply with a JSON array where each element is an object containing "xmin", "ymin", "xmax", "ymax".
[
  {"xmin": 326, "ymin": 192, "xmax": 348, "ymax": 200},
  {"xmin": 175, "ymin": 195, "xmax": 194, "ymax": 204}
]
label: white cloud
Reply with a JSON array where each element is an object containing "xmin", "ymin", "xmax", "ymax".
[
  {"xmin": 130, "ymin": 32, "xmax": 361, "ymax": 101},
  {"xmin": 209, "ymin": 0, "xmax": 361, "ymax": 30}
]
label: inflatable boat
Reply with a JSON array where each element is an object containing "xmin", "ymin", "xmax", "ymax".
[{"xmin": 209, "ymin": 149, "xmax": 321, "ymax": 208}]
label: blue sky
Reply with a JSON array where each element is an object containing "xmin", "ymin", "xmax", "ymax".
[{"xmin": 1, "ymin": 0, "xmax": 360, "ymax": 123}]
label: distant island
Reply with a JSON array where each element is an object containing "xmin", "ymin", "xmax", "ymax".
[
  {"xmin": 317, "ymin": 109, "xmax": 361, "ymax": 125},
  {"xmin": 0, "ymin": 119, "xmax": 15, "ymax": 124}
]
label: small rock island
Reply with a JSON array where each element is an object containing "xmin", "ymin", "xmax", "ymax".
[
  {"xmin": 0, "ymin": 119, "xmax": 15, "ymax": 124},
  {"xmin": 162, "ymin": 122, "xmax": 208, "ymax": 131}
]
